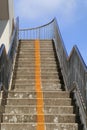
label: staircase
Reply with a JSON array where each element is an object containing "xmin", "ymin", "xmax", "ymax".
[{"xmin": 0, "ymin": 40, "xmax": 78, "ymax": 130}]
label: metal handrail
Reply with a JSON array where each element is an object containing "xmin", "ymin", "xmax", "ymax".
[
  {"xmin": 0, "ymin": 17, "xmax": 19, "ymax": 90},
  {"xmin": 19, "ymin": 19, "xmax": 55, "ymax": 40},
  {"xmin": 19, "ymin": 19, "xmax": 55, "ymax": 31},
  {"xmin": 53, "ymin": 18, "xmax": 87, "ymax": 129}
]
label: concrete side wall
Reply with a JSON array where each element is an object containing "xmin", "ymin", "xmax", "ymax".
[
  {"xmin": 8, "ymin": 0, "xmax": 14, "ymax": 39},
  {"xmin": 0, "ymin": 0, "xmax": 9, "ymax": 19},
  {"xmin": 0, "ymin": 0, "xmax": 14, "ymax": 52},
  {"xmin": 0, "ymin": 20, "xmax": 9, "ymax": 51}
]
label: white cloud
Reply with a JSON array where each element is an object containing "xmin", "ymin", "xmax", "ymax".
[{"xmin": 14, "ymin": 0, "xmax": 77, "ymax": 27}]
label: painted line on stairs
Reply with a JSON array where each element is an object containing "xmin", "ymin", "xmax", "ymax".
[{"xmin": 35, "ymin": 40, "xmax": 45, "ymax": 130}]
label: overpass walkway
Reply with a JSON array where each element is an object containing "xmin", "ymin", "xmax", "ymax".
[{"xmin": 0, "ymin": 18, "xmax": 86, "ymax": 130}]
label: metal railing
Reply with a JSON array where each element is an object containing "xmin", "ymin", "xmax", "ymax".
[
  {"xmin": 0, "ymin": 17, "xmax": 19, "ymax": 91},
  {"xmin": 19, "ymin": 18, "xmax": 87, "ymax": 129},
  {"xmin": 53, "ymin": 18, "xmax": 87, "ymax": 130},
  {"xmin": 19, "ymin": 19, "xmax": 54, "ymax": 40}
]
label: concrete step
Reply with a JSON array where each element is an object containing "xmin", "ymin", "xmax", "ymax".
[
  {"xmin": 40, "ymin": 52, "xmax": 55, "ymax": 55},
  {"xmin": 41, "ymin": 64, "xmax": 57, "ymax": 67},
  {"xmin": 15, "ymin": 65, "xmax": 58, "ymax": 72},
  {"xmin": 14, "ymin": 71, "xmax": 59, "ymax": 75},
  {"xmin": 15, "ymin": 60, "xmax": 36, "ymax": 64},
  {"xmin": 17, "ymin": 58, "xmax": 56, "ymax": 61},
  {"xmin": 5, "ymin": 106, "xmax": 73, "ymax": 114},
  {"xmin": 13, "ymin": 79, "xmax": 60, "ymax": 85},
  {"xmin": 15, "ymin": 64, "xmax": 35, "ymax": 67},
  {"xmin": 17, "ymin": 55, "xmax": 35, "ymax": 58},
  {"xmin": 17, "ymin": 56, "xmax": 55, "ymax": 59},
  {"xmin": 18, "ymin": 48, "xmax": 53, "ymax": 51},
  {"xmin": 3, "ymin": 114, "xmax": 76, "ymax": 123},
  {"xmin": 16, "ymin": 60, "xmax": 57, "ymax": 64},
  {"xmin": 13, "ymin": 83, "xmax": 61, "ymax": 91},
  {"xmin": 17, "ymin": 54, "xmax": 35, "ymax": 56},
  {"xmin": 19, "ymin": 44, "xmax": 53, "ymax": 47},
  {"xmin": 18, "ymin": 52, "xmax": 55, "ymax": 55},
  {"xmin": 14, "ymin": 78, "xmax": 60, "ymax": 81},
  {"xmin": 14, "ymin": 67, "xmax": 35, "ymax": 70},
  {"xmin": 13, "ymin": 85, "xmax": 36, "ymax": 91},
  {"xmin": 17, "ymin": 52, "xmax": 35, "ymax": 54},
  {"xmin": 1, "ymin": 123, "xmax": 78, "ymax": 130},
  {"xmin": 16, "ymin": 66, "xmax": 58, "ymax": 70},
  {"xmin": 15, "ymin": 63, "xmax": 58, "ymax": 66},
  {"xmin": 13, "ymin": 81, "xmax": 60, "ymax": 88},
  {"xmin": 19, "ymin": 43, "xmax": 35, "ymax": 46},
  {"xmin": 17, "ymin": 57, "xmax": 56, "ymax": 61},
  {"xmin": 40, "ymin": 43, "xmax": 53, "ymax": 48},
  {"xmin": 6, "ymin": 98, "xmax": 71, "ymax": 106},
  {"xmin": 19, "ymin": 40, "xmax": 52, "ymax": 44},
  {"xmin": 8, "ymin": 91, "xmax": 69, "ymax": 98},
  {"xmin": 41, "ymin": 61, "xmax": 57, "ymax": 64},
  {"xmin": 18, "ymin": 50, "xmax": 54, "ymax": 53},
  {"xmin": 14, "ymin": 72, "xmax": 59, "ymax": 76},
  {"xmin": 15, "ymin": 62, "xmax": 57, "ymax": 66},
  {"xmin": 14, "ymin": 69, "xmax": 58, "ymax": 74},
  {"xmin": 19, "ymin": 40, "xmax": 35, "ymax": 42},
  {"xmin": 13, "ymin": 75, "xmax": 59, "ymax": 80}
]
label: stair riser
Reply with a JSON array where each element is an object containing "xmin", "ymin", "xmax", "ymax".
[
  {"xmin": 5, "ymin": 106, "xmax": 73, "ymax": 114},
  {"xmin": 15, "ymin": 62, "xmax": 57, "ymax": 68},
  {"xmin": 13, "ymin": 83, "xmax": 61, "ymax": 90},
  {"xmin": 13, "ymin": 76, "xmax": 59, "ymax": 80},
  {"xmin": 7, "ymin": 99, "xmax": 71, "ymax": 106},
  {"xmin": 3, "ymin": 115, "xmax": 76, "ymax": 123},
  {"xmin": 16, "ymin": 59, "xmax": 56, "ymax": 64},
  {"xmin": 8, "ymin": 92, "xmax": 69, "ymax": 98},
  {"xmin": 14, "ymin": 67, "xmax": 58, "ymax": 74},
  {"xmin": 18, "ymin": 46, "xmax": 53, "ymax": 49},
  {"xmin": 1, "ymin": 123, "xmax": 78, "ymax": 130},
  {"xmin": 18, "ymin": 50, "xmax": 55, "ymax": 52},
  {"xmin": 12, "ymin": 87, "xmax": 61, "ymax": 91},
  {"xmin": 17, "ymin": 53, "xmax": 55, "ymax": 56},
  {"xmin": 17, "ymin": 56, "xmax": 55, "ymax": 58},
  {"xmin": 14, "ymin": 72, "xmax": 59, "ymax": 75},
  {"xmin": 17, "ymin": 59, "xmax": 56, "ymax": 62},
  {"xmin": 12, "ymin": 86, "xmax": 61, "ymax": 91},
  {"xmin": 18, "ymin": 50, "xmax": 54, "ymax": 53},
  {"xmin": 15, "ymin": 67, "xmax": 58, "ymax": 70},
  {"xmin": 17, "ymin": 57, "xmax": 56, "ymax": 60},
  {"xmin": 19, "ymin": 49, "xmax": 53, "ymax": 51}
]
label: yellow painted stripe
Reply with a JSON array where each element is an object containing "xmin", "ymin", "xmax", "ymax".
[{"xmin": 35, "ymin": 40, "xmax": 45, "ymax": 130}]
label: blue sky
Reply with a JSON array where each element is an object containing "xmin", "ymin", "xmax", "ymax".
[{"xmin": 14, "ymin": 0, "xmax": 87, "ymax": 65}]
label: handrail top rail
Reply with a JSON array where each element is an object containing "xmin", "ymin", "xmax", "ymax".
[
  {"xmin": 19, "ymin": 18, "xmax": 55, "ymax": 31},
  {"xmin": 0, "ymin": 44, "xmax": 5, "ymax": 57},
  {"xmin": 53, "ymin": 18, "xmax": 87, "ymax": 72},
  {"xmin": 68, "ymin": 45, "xmax": 87, "ymax": 72}
]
